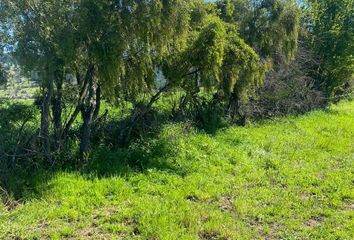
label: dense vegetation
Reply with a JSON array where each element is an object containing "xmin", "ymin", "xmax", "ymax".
[{"xmin": 0, "ymin": 0, "xmax": 353, "ymax": 239}]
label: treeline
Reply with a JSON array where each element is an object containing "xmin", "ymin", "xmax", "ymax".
[{"xmin": 0, "ymin": 0, "xmax": 353, "ymax": 163}]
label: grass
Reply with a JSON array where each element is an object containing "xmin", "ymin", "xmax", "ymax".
[
  {"xmin": 0, "ymin": 83, "xmax": 39, "ymax": 100},
  {"xmin": 0, "ymin": 101, "xmax": 353, "ymax": 239}
]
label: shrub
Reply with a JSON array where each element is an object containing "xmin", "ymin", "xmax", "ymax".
[{"xmin": 243, "ymin": 47, "xmax": 325, "ymax": 119}]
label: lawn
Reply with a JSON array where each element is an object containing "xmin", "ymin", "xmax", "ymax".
[{"xmin": 0, "ymin": 101, "xmax": 353, "ymax": 239}]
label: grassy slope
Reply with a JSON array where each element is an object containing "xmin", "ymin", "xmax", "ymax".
[{"xmin": 1, "ymin": 101, "xmax": 353, "ymax": 240}]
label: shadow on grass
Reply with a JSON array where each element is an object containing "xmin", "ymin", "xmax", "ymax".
[
  {"xmin": 0, "ymin": 105, "xmax": 190, "ymax": 204},
  {"xmin": 0, "ymin": 98, "xmax": 245, "ymax": 204},
  {"xmin": 1, "ymin": 137, "xmax": 189, "ymax": 205}
]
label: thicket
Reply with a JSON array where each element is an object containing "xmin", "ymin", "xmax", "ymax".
[{"xmin": 0, "ymin": 0, "xmax": 353, "ymax": 191}]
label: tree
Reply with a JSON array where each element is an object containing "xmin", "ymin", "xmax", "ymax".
[
  {"xmin": 157, "ymin": 12, "xmax": 268, "ymax": 124},
  {"xmin": 5, "ymin": 0, "xmax": 78, "ymax": 156},
  {"xmin": 215, "ymin": 0, "xmax": 300, "ymax": 119},
  {"xmin": 3, "ymin": 0, "xmax": 204, "ymax": 160},
  {"xmin": 71, "ymin": 0, "xmax": 202, "ymax": 159},
  {"xmin": 0, "ymin": 1, "xmax": 10, "ymax": 86},
  {"xmin": 305, "ymin": 0, "xmax": 354, "ymax": 97}
]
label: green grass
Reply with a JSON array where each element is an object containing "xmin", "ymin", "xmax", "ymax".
[
  {"xmin": 0, "ymin": 80, "xmax": 39, "ymax": 100},
  {"xmin": 1, "ymin": 101, "xmax": 354, "ymax": 239}
]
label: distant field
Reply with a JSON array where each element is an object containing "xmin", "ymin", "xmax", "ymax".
[
  {"xmin": 0, "ymin": 83, "xmax": 38, "ymax": 100},
  {"xmin": 0, "ymin": 101, "xmax": 353, "ymax": 239}
]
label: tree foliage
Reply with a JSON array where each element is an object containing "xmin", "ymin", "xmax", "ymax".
[
  {"xmin": 217, "ymin": 0, "xmax": 300, "ymax": 63},
  {"xmin": 306, "ymin": 0, "xmax": 354, "ymax": 95}
]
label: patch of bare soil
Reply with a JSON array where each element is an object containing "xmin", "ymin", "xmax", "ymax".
[
  {"xmin": 219, "ymin": 196, "xmax": 234, "ymax": 212},
  {"xmin": 199, "ymin": 231, "xmax": 227, "ymax": 240},
  {"xmin": 305, "ymin": 216, "xmax": 323, "ymax": 228}
]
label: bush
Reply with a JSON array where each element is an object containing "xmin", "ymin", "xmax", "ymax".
[
  {"xmin": 0, "ymin": 102, "xmax": 40, "ymax": 196},
  {"xmin": 243, "ymin": 47, "xmax": 326, "ymax": 119}
]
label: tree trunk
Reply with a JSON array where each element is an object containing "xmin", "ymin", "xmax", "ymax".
[
  {"xmin": 62, "ymin": 68, "xmax": 91, "ymax": 140},
  {"xmin": 227, "ymin": 90, "xmax": 246, "ymax": 125},
  {"xmin": 79, "ymin": 64, "xmax": 96, "ymax": 161},
  {"xmin": 93, "ymin": 84, "xmax": 101, "ymax": 121},
  {"xmin": 52, "ymin": 76, "xmax": 63, "ymax": 145},
  {"xmin": 40, "ymin": 78, "xmax": 53, "ymax": 157},
  {"xmin": 80, "ymin": 106, "xmax": 95, "ymax": 161}
]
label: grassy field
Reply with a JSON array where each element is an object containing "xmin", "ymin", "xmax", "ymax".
[{"xmin": 0, "ymin": 101, "xmax": 353, "ymax": 239}]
